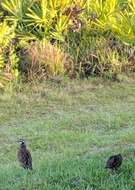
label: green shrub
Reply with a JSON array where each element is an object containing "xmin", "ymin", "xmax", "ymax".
[
  {"xmin": 1, "ymin": 0, "xmax": 78, "ymax": 41},
  {"xmin": 0, "ymin": 0, "xmax": 135, "ymax": 83},
  {"xmin": 85, "ymin": 0, "xmax": 119, "ymax": 32},
  {"xmin": 0, "ymin": 21, "xmax": 19, "ymax": 88}
]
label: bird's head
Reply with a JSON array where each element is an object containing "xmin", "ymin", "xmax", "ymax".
[
  {"xmin": 118, "ymin": 153, "xmax": 122, "ymax": 156},
  {"xmin": 18, "ymin": 139, "xmax": 26, "ymax": 148},
  {"xmin": 117, "ymin": 154, "xmax": 123, "ymax": 159}
]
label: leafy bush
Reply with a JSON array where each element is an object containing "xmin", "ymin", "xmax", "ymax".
[
  {"xmin": 0, "ymin": 0, "xmax": 135, "ymax": 85},
  {"xmin": 1, "ymin": 0, "xmax": 81, "ymax": 41},
  {"xmin": 0, "ymin": 21, "xmax": 18, "ymax": 88},
  {"xmin": 85, "ymin": 0, "xmax": 119, "ymax": 32}
]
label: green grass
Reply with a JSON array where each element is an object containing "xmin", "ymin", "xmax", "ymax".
[{"xmin": 0, "ymin": 78, "xmax": 135, "ymax": 189}]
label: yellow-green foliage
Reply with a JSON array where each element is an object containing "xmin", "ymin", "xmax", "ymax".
[
  {"xmin": 0, "ymin": 21, "xmax": 16, "ymax": 69},
  {"xmin": 86, "ymin": 0, "xmax": 118, "ymax": 31},
  {"xmin": 1, "ymin": 0, "xmax": 32, "ymax": 21},
  {"xmin": 85, "ymin": 0, "xmax": 135, "ymax": 43},
  {"xmin": 0, "ymin": 21, "xmax": 18, "ymax": 87},
  {"xmin": 0, "ymin": 0, "xmax": 135, "ymax": 82},
  {"xmin": 2, "ymin": 0, "xmax": 80, "ymax": 41},
  {"xmin": 0, "ymin": 21, "xmax": 15, "ymax": 47},
  {"xmin": 111, "ymin": 0, "xmax": 135, "ymax": 43},
  {"xmin": 1, "ymin": 0, "xmax": 135, "ymax": 43}
]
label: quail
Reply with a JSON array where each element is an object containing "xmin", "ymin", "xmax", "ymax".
[
  {"xmin": 17, "ymin": 139, "xmax": 32, "ymax": 170},
  {"xmin": 105, "ymin": 154, "xmax": 123, "ymax": 170}
]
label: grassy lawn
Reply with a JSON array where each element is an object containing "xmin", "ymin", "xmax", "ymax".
[{"xmin": 0, "ymin": 78, "xmax": 135, "ymax": 190}]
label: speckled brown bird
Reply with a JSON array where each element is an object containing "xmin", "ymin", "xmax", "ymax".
[
  {"xmin": 105, "ymin": 154, "xmax": 123, "ymax": 170},
  {"xmin": 17, "ymin": 139, "xmax": 32, "ymax": 170}
]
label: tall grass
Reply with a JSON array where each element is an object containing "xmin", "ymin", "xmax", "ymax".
[{"xmin": 26, "ymin": 40, "xmax": 72, "ymax": 80}]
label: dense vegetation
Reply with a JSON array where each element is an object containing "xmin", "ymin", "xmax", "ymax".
[{"xmin": 0, "ymin": 0, "xmax": 135, "ymax": 87}]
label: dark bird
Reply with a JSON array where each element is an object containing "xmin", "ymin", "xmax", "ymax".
[
  {"xmin": 17, "ymin": 139, "xmax": 32, "ymax": 170},
  {"xmin": 105, "ymin": 154, "xmax": 123, "ymax": 170}
]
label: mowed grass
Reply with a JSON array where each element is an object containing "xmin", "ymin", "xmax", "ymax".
[{"xmin": 0, "ymin": 78, "xmax": 135, "ymax": 190}]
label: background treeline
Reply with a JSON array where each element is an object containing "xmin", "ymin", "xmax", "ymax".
[{"xmin": 0, "ymin": 0, "xmax": 135, "ymax": 87}]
